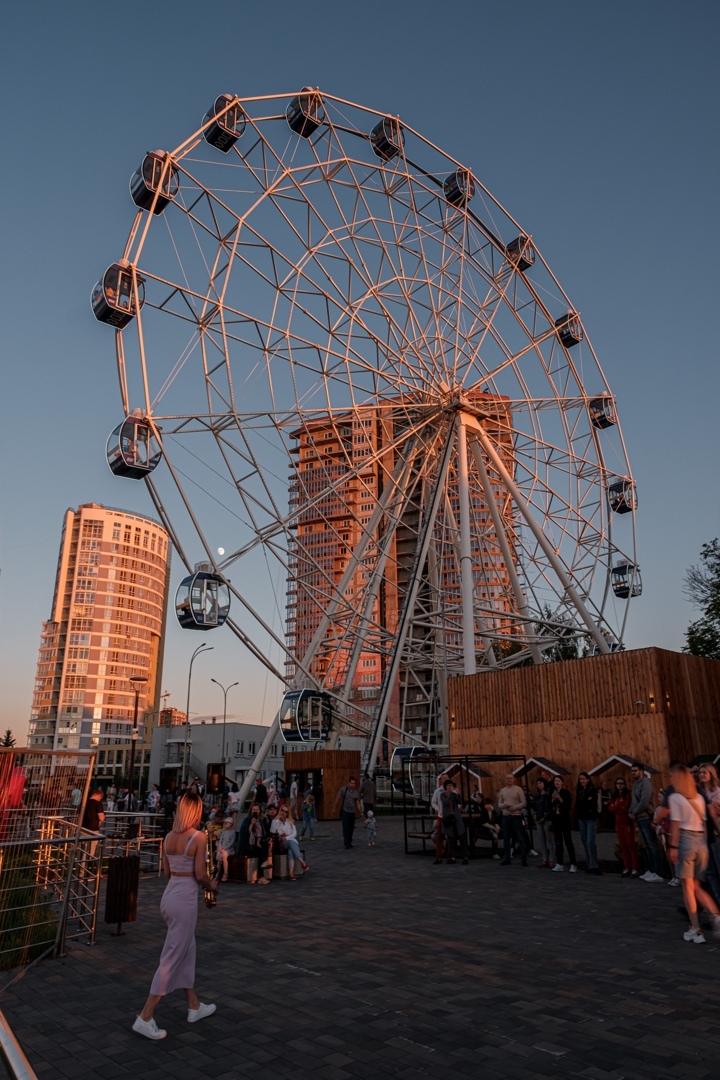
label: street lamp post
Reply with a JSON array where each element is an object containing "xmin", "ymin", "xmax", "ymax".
[
  {"xmin": 128, "ymin": 675, "xmax": 148, "ymax": 799},
  {"xmin": 182, "ymin": 643, "xmax": 213, "ymax": 784},
  {"xmin": 210, "ymin": 678, "xmax": 239, "ymax": 775}
]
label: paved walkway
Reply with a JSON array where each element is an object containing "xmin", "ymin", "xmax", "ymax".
[{"xmin": 1, "ymin": 818, "xmax": 719, "ymax": 1080}]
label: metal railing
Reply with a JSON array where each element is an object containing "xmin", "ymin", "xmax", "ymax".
[
  {"xmin": 102, "ymin": 812, "xmax": 164, "ymax": 875},
  {"xmin": 0, "ymin": 1008, "xmax": 37, "ymax": 1080}
]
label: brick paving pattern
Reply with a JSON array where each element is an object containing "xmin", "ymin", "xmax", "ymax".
[{"xmin": 1, "ymin": 818, "xmax": 718, "ymax": 1080}]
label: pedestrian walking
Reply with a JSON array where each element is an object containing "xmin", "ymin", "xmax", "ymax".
[
  {"xmin": 667, "ymin": 764, "xmax": 720, "ymax": 944},
  {"xmin": 360, "ymin": 772, "xmax": 376, "ymax": 814},
  {"xmin": 132, "ymin": 793, "xmax": 217, "ymax": 1040},
  {"xmin": 335, "ymin": 776, "xmax": 363, "ymax": 849}
]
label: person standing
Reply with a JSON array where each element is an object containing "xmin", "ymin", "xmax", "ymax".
[
  {"xmin": 496, "ymin": 773, "xmax": 529, "ymax": 866},
  {"xmin": 608, "ymin": 777, "xmax": 639, "ymax": 876},
  {"xmin": 289, "ymin": 776, "xmax": 299, "ymax": 820},
  {"xmin": 254, "ymin": 777, "xmax": 268, "ymax": 813},
  {"xmin": 629, "ymin": 762, "xmax": 664, "ymax": 882},
  {"xmin": 667, "ymin": 764, "xmax": 720, "ymax": 944},
  {"xmin": 439, "ymin": 781, "xmax": 469, "ymax": 864},
  {"xmin": 147, "ymin": 784, "xmax": 161, "ymax": 813},
  {"xmin": 697, "ymin": 763, "xmax": 720, "ymax": 904},
  {"xmin": 550, "ymin": 776, "xmax": 577, "ymax": 872},
  {"xmin": 531, "ymin": 777, "xmax": 555, "ymax": 868},
  {"xmin": 430, "ymin": 773, "xmax": 450, "ymax": 864},
  {"xmin": 132, "ymin": 793, "xmax": 217, "ymax": 1039},
  {"xmin": 335, "ymin": 776, "xmax": 363, "ymax": 850},
  {"xmin": 576, "ymin": 772, "xmax": 601, "ymax": 874},
  {"xmin": 300, "ymin": 792, "xmax": 316, "ymax": 841},
  {"xmin": 360, "ymin": 773, "xmax": 376, "ymax": 815}
]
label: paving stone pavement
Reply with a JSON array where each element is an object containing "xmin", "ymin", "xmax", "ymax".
[{"xmin": 1, "ymin": 818, "xmax": 718, "ymax": 1080}]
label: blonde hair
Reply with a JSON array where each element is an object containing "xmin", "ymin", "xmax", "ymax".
[
  {"xmin": 671, "ymin": 765, "xmax": 698, "ymax": 802},
  {"xmin": 172, "ymin": 793, "xmax": 203, "ymax": 833},
  {"xmin": 700, "ymin": 763, "xmax": 719, "ymax": 791}
]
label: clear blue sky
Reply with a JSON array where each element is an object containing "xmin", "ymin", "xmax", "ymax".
[{"xmin": 1, "ymin": 1, "xmax": 718, "ymax": 741}]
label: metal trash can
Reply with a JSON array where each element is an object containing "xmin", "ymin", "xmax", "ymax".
[{"xmin": 104, "ymin": 855, "xmax": 139, "ymax": 934}]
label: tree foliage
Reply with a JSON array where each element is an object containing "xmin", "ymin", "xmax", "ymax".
[
  {"xmin": 1, "ymin": 729, "xmax": 16, "ymax": 747},
  {"xmin": 684, "ymin": 539, "xmax": 720, "ymax": 660}
]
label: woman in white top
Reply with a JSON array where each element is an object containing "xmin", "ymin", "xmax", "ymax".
[
  {"xmin": 269, "ymin": 805, "xmax": 309, "ymax": 881},
  {"xmin": 668, "ymin": 764, "xmax": 720, "ymax": 944}
]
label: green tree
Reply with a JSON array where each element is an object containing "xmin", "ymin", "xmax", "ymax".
[
  {"xmin": 684, "ymin": 539, "xmax": 720, "ymax": 659},
  {"xmin": 1, "ymin": 729, "xmax": 16, "ymax": 747}
]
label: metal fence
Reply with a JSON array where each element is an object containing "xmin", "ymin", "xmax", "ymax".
[
  {"xmin": 102, "ymin": 812, "xmax": 164, "ymax": 875},
  {"xmin": 0, "ymin": 749, "xmax": 96, "ymax": 985}
]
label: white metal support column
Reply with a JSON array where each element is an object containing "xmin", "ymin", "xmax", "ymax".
[
  {"xmin": 455, "ymin": 415, "xmax": 478, "ymax": 676},
  {"xmin": 466, "ymin": 424, "xmax": 543, "ymax": 665}
]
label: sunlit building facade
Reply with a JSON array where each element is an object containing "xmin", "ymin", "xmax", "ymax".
[
  {"xmin": 285, "ymin": 390, "xmax": 516, "ymax": 744},
  {"xmin": 29, "ymin": 503, "xmax": 171, "ymax": 780}
]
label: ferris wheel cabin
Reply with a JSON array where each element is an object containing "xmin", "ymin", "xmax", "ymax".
[
  {"xmin": 91, "ymin": 262, "xmax": 145, "ymax": 329},
  {"xmin": 443, "ymin": 168, "xmax": 475, "ymax": 207},
  {"xmin": 608, "ymin": 478, "xmax": 637, "ymax": 515},
  {"xmin": 506, "ymin": 234, "xmax": 535, "ymax": 272},
  {"xmin": 203, "ymin": 95, "xmax": 246, "ymax": 152},
  {"xmin": 286, "ymin": 88, "xmax": 324, "ymax": 138},
  {"xmin": 589, "ymin": 395, "xmax": 617, "ymax": 429},
  {"xmin": 175, "ymin": 566, "xmax": 230, "ymax": 631},
  {"xmin": 612, "ymin": 563, "xmax": 642, "ymax": 599},
  {"xmin": 130, "ymin": 151, "xmax": 179, "ymax": 214},
  {"xmin": 554, "ymin": 312, "xmax": 583, "ymax": 348},
  {"xmin": 370, "ymin": 117, "xmax": 405, "ymax": 161},
  {"xmin": 106, "ymin": 414, "xmax": 163, "ymax": 479},
  {"xmin": 278, "ymin": 690, "xmax": 332, "ymax": 744}
]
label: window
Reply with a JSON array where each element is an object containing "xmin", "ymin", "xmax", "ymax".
[
  {"xmin": 248, "ymin": 742, "xmax": 256, "ymax": 755},
  {"xmin": 235, "ymin": 741, "xmax": 244, "ymax": 755}
]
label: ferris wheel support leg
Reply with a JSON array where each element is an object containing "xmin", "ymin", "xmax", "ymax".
[
  {"xmin": 456, "ymin": 416, "xmax": 478, "ymax": 676},
  {"xmin": 365, "ymin": 424, "xmax": 456, "ymax": 773},
  {"xmin": 442, "ymin": 494, "xmax": 498, "ymax": 668},
  {"xmin": 466, "ymin": 417, "xmax": 611, "ymax": 655},
  {"xmin": 237, "ymin": 715, "xmax": 281, "ymax": 808},
  {"xmin": 466, "ymin": 426, "xmax": 544, "ymax": 665}
]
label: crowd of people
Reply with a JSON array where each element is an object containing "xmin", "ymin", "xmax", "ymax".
[{"xmin": 431, "ymin": 761, "xmax": 720, "ymax": 944}]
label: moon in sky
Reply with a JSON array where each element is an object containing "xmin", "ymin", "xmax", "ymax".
[{"xmin": 217, "ymin": 547, "xmax": 225, "ymax": 556}]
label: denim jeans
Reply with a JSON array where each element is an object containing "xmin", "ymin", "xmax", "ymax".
[
  {"xmin": 636, "ymin": 816, "xmax": 663, "ymax": 876},
  {"xmin": 501, "ymin": 815, "xmax": 529, "ymax": 861},
  {"xmin": 283, "ymin": 836, "xmax": 303, "ymax": 869},
  {"xmin": 341, "ymin": 810, "xmax": 356, "ymax": 848},
  {"xmin": 535, "ymin": 820, "xmax": 556, "ymax": 864},
  {"xmin": 578, "ymin": 819, "xmax": 598, "ymax": 869},
  {"xmin": 300, "ymin": 810, "xmax": 315, "ymax": 839}
]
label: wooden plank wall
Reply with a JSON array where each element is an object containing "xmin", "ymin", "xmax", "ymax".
[
  {"xmin": 447, "ymin": 648, "xmax": 720, "ymax": 799},
  {"xmin": 284, "ymin": 749, "xmax": 361, "ymax": 820}
]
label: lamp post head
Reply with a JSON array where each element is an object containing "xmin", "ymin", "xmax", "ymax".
[{"xmin": 130, "ymin": 675, "xmax": 148, "ymax": 692}]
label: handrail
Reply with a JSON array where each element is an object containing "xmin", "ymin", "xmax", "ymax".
[{"xmin": 0, "ymin": 1009, "xmax": 37, "ymax": 1080}]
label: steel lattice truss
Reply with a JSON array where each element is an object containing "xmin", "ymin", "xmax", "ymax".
[{"xmin": 101, "ymin": 89, "xmax": 638, "ymax": 750}]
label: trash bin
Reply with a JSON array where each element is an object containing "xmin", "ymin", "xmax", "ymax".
[{"xmin": 105, "ymin": 855, "xmax": 139, "ymax": 933}]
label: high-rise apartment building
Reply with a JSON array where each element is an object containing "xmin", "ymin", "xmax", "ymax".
[
  {"xmin": 29, "ymin": 503, "xmax": 171, "ymax": 782},
  {"xmin": 285, "ymin": 389, "xmax": 516, "ymax": 745}
]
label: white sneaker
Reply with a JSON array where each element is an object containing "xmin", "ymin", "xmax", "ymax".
[
  {"xmin": 667, "ymin": 877, "xmax": 680, "ymax": 887},
  {"xmin": 683, "ymin": 927, "xmax": 706, "ymax": 944},
  {"xmin": 639, "ymin": 871, "xmax": 651, "ymax": 880},
  {"xmin": 569, "ymin": 864, "xmax": 578, "ymax": 873},
  {"xmin": 551, "ymin": 863, "xmax": 565, "ymax": 872},
  {"xmin": 644, "ymin": 872, "xmax": 663, "ymax": 883},
  {"xmin": 187, "ymin": 1002, "xmax": 217, "ymax": 1023},
  {"xmin": 132, "ymin": 1015, "xmax": 167, "ymax": 1040},
  {"xmin": 530, "ymin": 849, "xmax": 539, "ymax": 856}
]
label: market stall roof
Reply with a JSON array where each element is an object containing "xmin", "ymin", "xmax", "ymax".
[{"xmin": 512, "ymin": 756, "xmax": 570, "ymax": 778}]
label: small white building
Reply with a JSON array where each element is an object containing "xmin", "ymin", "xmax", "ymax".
[{"xmin": 149, "ymin": 714, "xmax": 287, "ymax": 793}]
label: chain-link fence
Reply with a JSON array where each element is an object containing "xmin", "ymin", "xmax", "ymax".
[{"xmin": 0, "ymin": 749, "xmax": 97, "ymax": 984}]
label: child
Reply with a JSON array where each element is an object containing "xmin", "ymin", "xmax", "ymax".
[
  {"xmin": 300, "ymin": 793, "xmax": 316, "ymax": 840},
  {"xmin": 365, "ymin": 810, "xmax": 378, "ymax": 846},
  {"xmin": 216, "ymin": 817, "xmax": 237, "ymax": 882}
]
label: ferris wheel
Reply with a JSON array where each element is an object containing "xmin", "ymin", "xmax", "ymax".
[{"xmin": 92, "ymin": 88, "xmax": 639, "ymax": 783}]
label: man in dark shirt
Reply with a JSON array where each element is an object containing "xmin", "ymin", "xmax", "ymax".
[
  {"xmin": 335, "ymin": 776, "xmax": 363, "ymax": 849},
  {"xmin": 82, "ymin": 789, "xmax": 105, "ymax": 832},
  {"xmin": 255, "ymin": 778, "xmax": 268, "ymax": 812}
]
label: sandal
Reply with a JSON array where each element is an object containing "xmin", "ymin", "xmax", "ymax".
[{"xmin": 287, "ymin": 875, "xmax": 296, "ymax": 881}]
